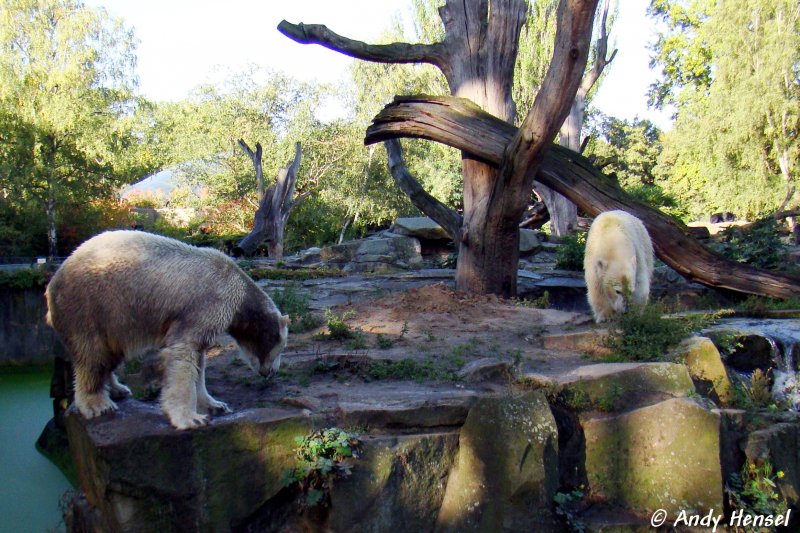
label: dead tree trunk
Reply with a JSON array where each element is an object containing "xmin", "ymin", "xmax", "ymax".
[
  {"xmin": 279, "ymin": 0, "xmax": 598, "ymax": 297},
  {"xmin": 537, "ymin": 0, "xmax": 616, "ymax": 237},
  {"xmin": 364, "ymin": 95, "xmax": 800, "ymax": 299},
  {"xmin": 237, "ymin": 142, "xmax": 304, "ymax": 259}
]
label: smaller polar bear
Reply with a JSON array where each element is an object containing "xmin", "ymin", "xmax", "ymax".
[
  {"xmin": 45, "ymin": 230, "xmax": 290, "ymax": 430},
  {"xmin": 584, "ymin": 210, "xmax": 654, "ymax": 323}
]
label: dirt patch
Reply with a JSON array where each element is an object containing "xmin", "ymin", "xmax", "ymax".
[{"xmin": 389, "ymin": 283, "xmax": 501, "ymax": 316}]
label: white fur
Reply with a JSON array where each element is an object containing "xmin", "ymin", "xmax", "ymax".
[
  {"xmin": 46, "ymin": 230, "xmax": 290, "ymax": 430},
  {"xmin": 584, "ymin": 210, "xmax": 654, "ymax": 323}
]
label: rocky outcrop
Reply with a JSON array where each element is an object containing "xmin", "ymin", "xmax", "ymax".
[
  {"xmin": 673, "ymin": 336, "xmax": 734, "ymax": 405},
  {"xmin": 390, "ymin": 217, "xmax": 451, "ymax": 241},
  {"xmin": 583, "ymin": 398, "xmax": 723, "ymax": 515},
  {"xmin": 320, "ymin": 236, "xmax": 423, "ymax": 273},
  {"xmin": 556, "ymin": 362, "xmax": 695, "ymax": 412},
  {"xmin": 436, "ymin": 392, "xmax": 560, "ymax": 532},
  {"xmin": 65, "ymin": 401, "xmax": 312, "ymax": 532}
]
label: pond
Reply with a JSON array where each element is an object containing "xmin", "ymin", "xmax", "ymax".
[{"xmin": 0, "ymin": 371, "xmax": 73, "ymax": 533}]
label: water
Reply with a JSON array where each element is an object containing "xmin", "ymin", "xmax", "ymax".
[
  {"xmin": 0, "ymin": 372, "xmax": 73, "ymax": 533},
  {"xmin": 708, "ymin": 318, "xmax": 800, "ymax": 409}
]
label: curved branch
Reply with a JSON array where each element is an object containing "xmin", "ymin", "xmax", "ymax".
[
  {"xmin": 277, "ymin": 20, "xmax": 448, "ymax": 69},
  {"xmin": 384, "ymin": 139, "xmax": 463, "ymax": 242},
  {"xmin": 365, "ymin": 95, "xmax": 800, "ymax": 299}
]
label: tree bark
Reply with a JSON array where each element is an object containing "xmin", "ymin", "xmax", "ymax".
[
  {"xmin": 237, "ymin": 142, "xmax": 304, "ymax": 259},
  {"xmin": 365, "ymin": 95, "xmax": 800, "ymax": 299},
  {"xmin": 238, "ymin": 139, "xmax": 265, "ymax": 201},
  {"xmin": 279, "ymin": 0, "xmax": 599, "ymax": 297},
  {"xmin": 537, "ymin": 0, "xmax": 616, "ymax": 237}
]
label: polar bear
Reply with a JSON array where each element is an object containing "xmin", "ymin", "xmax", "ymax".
[
  {"xmin": 45, "ymin": 230, "xmax": 290, "ymax": 430},
  {"xmin": 584, "ymin": 210, "xmax": 654, "ymax": 323}
]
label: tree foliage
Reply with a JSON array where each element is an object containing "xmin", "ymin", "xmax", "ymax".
[
  {"xmin": 0, "ymin": 0, "xmax": 148, "ymax": 256},
  {"xmin": 650, "ymin": 0, "xmax": 800, "ymax": 220}
]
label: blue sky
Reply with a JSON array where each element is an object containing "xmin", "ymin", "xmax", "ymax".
[{"xmin": 86, "ymin": 0, "xmax": 672, "ymax": 130}]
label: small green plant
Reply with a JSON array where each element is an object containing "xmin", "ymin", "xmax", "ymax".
[
  {"xmin": 435, "ymin": 252, "xmax": 458, "ymax": 269},
  {"xmin": 712, "ymin": 332, "xmax": 744, "ymax": 357},
  {"xmin": 732, "ymin": 369, "xmax": 775, "ymax": 410},
  {"xmin": 363, "ymin": 357, "xmax": 460, "ymax": 382},
  {"xmin": 324, "ymin": 309, "xmax": 357, "ymax": 340},
  {"xmin": 376, "ymin": 334, "xmax": 394, "ymax": 349},
  {"xmin": 725, "ymin": 460, "xmax": 788, "ymax": 520},
  {"xmin": 271, "ymin": 284, "xmax": 322, "ymax": 333},
  {"xmin": 400, "ymin": 321, "xmax": 409, "ymax": 338},
  {"xmin": 560, "ymin": 387, "xmax": 592, "ymax": 411},
  {"xmin": 596, "ymin": 383, "xmax": 623, "ymax": 412},
  {"xmin": 602, "ymin": 302, "xmax": 716, "ymax": 362},
  {"xmin": 553, "ymin": 488, "xmax": 587, "ymax": 532},
  {"xmin": 345, "ymin": 332, "xmax": 368, "ymax": 350},
  {"xmin": 282, "ymin": 428, "xmax": 360, "ymax": 507},
  {"xmin": 555, "ymin": 232, "xmax": 586, "ymax": 271},
  {"xmin": 512, "ymin": 291, "xmax": 550, "ymax": 309}
]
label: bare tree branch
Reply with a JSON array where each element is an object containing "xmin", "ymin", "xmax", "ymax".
[
  {"xmin": 384, "ymin": 139, "xmax": 463, "ymax": 243},
  {"xmin": 237, "ymin": 139, "xmax": 264, "ymax": 201},
  {"xmin": 277, "ymin": 20, "xmax": 448, "ymax": 70},
  {"xmin": 577, "ymin": 0, "xmax": 617, "ymax": 99}
]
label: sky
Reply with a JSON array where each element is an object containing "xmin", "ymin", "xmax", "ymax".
[{"xmin": 84, "ymin": 0, "xmax": 672, "ymax": 130}]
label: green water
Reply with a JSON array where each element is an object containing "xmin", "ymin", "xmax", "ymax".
[{"xmin": 0, "ymin": 372, "xmax": 72, "ymax": 533}]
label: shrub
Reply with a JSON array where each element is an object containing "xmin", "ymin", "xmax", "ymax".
[
  {"xmin": 324, "ymin": 309, "xmax": 357, "ymax": 340},
  {"xmin": 555, "ymin": 232, "xmax": 586, "ymax": 271},
  {"xmin": 714, "ymin": 216, "xmax": 788, "ymax": 270},
  {"xmin": 602, "ymin": 303, "xmax": 715, "ymax": 361}
]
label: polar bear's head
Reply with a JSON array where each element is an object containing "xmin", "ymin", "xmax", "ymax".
[
  {"xmin": 235, "ymin": 313, "xmax": 290, "ymax": 380},
  {"xmin": 595, "ymin": 255, "xmax": 636, "ymax": 314}
]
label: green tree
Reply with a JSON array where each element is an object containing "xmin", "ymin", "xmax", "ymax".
[
  {"xmin": 0, "ymin": 0, "xmax": 143, "ymax": 257},
  {"xmin": 650, "ymin": 0, "xmax": 799, "ymax": 220}
]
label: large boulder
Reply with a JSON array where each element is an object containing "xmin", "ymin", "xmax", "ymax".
[
  {"xmin": 672, "ymin": 336, "xmax": 734, "ymax": 405},
  {"xmin": 519, "ymin": 229, "xmax": 541, "ymax": 254},
  {"xmin": 436, "ymin": 391, "xmax": 561, "ymax": 532},
  {"xmin": 328, "ymin": 433, "xmax": 460, "ymax": 532},
  {"xmin": 390, "ymin": 217, "xmax": 451, "ymax": 241},
  {"xmin": 582, "ymin": 397, "xmax": 723, "ymax": 515},
  {"xmin": 64, "ymin": 401, "xmax": 311, "ymax": 532}
]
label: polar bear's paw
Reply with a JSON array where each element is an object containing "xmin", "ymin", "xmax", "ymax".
[
  {"xmin": 167, "ymin": 410, "xmax": 209, "ymax": 430},
  {"xmin": 77, "ymin": 392, "xmax": 118, "ymax": 419}
]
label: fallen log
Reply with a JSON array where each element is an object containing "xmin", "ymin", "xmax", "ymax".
[{"xmin": 365, "ymin": 95, "xmax": 800, "ymax": 299}]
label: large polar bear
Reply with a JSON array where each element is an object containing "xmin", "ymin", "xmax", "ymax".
[
  {"xmin": 45, "ymin": 230, "xmax": 290, "ymax": 430},
  {"xmin": 584, "ymin": 210, "xmax": 654, "ymax": 323}
]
